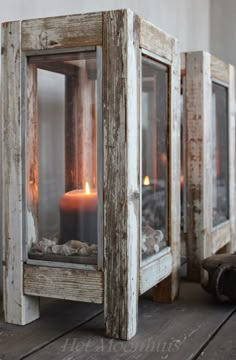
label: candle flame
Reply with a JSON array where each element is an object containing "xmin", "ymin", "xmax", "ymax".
[
  {"xmin": 143, "ymin": 176, "xmax": 150, "ymax": 186},
  {"xmin": 85, "ymin": 181, "xmax": 91, "ymax": 194},
  {"xmin": 160, "ymin": 153, "xmax": 167, "ymax": 165}
]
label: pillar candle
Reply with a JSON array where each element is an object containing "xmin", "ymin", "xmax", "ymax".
[{"xmin": 59, "ymin": 187, "xmax": 97, "ymax": 244}]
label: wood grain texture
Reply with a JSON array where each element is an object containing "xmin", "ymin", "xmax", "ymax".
[
  {"xmin": 211, "ymin": 54, "xmax": 229, "ymax": 84},
  {"xmin": 21, "ymin": 283, "xmax": 236, "ymax": 360},
  {"xmin": 140, "ymin": 248, "xmax": 172, "ymax": 295},
  {"xmin": 1, "ymin": 21, "xmax": 40, "ymax": 325},
  {"xmin": 211, "ymin": 223, "xmax": 232, "ymax": 254},
  {"xmin": 103, "ymin": 9, "xmax": 140, "ymax": 340},
  {"xmin": 184, "ymin": 52, "xmax": 212, "ymax": 282},
  {"xmin": 140, "ymin": 18, "xmax": 175, "ymax": 63},
  {"xmin": 21, "ymin": 12, "xmax": 103, "ymax": 51},
  {"xmin": 24, "ymin": 265, "xmax": 103, "ymax": 303},
  {"xmin": 198, "ymin": 311, "xmax": 236, "ymax": 360},
  {"xmin": 0, "ymin": 299, "xmax": 102, "ymax": 360},
  {"xmin": 183, "ymin": 51, "xmax": 235, "ymax": 283},
  {"xmin": 201, "ymin": 60, "xmax": 216, "ymax": 284},
  {"xmin": 152, "ymin": 38, "xmax": 181, "ymax": 302}
]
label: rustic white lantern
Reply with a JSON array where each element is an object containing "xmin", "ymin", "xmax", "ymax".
[
  {"xmin": 1, "ymin": 10, "xmax": 180, "ymax": 340},
  {"xmin": 181, "ymin": 52, "xmax": 236, "ymax": 283}
]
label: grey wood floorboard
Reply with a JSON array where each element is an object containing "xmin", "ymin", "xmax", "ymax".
[
  {"xmin": 24, "ymin": 283, "xmax": 236, "ymax": 360},
  {"xmin": 197, "ymin": 311, "xmax": 236, "ymax": 360},
  {"xmin": 0, "ymin": 298, "xmax": 102, "ymax": 360}
]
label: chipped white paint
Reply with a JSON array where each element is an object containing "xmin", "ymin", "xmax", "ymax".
[
  {"xmin": 2, "ymin": 10, "xmax": 181, "ymax": 339},
  {"xmin": 21, "ymin": 12, "xmax": 103, "ymax": 52},
  {"xmin": 182, "ymin": 51, "xmax": 236, "ymax": 282},
  {"xmin": 24, "ymin": 265, "xmax": 103, "ymax": 303},
  {"xmin": 103, "ymin": 9, "xmax": 140, "ymax": 340},
  {"xmin": 140, "ymin": 247, "xmax": 172, "ymax": 294},
  {"xmin": 140, "ymin": 18, "xmax": 175, "ymax": 63},
  {"xmin": 1, "ymin": 20, "xmax": 40, "ymax": 325},
  {"xmin": 126, "ymin": 9, "xmax": 140, "ymax": 339}
]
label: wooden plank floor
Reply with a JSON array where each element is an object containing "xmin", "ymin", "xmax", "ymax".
[
  {"xmin": 1, "ymin": 282, "xmax": 235, "ymax": 360},
  {"xmin": 197, "ymin": 311, "xmax": 236, "ymax": 360},
  {"xmin": 0, "ymin": 299, "xmax": 102, "ymax": 360}
]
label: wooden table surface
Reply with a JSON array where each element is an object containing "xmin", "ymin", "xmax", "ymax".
[{"xmin": 0, "ymin": 282, "xmax": 235, "ymax": 360}]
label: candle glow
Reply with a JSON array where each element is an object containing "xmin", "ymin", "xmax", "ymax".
[
  {"xmin": 143, "ymin": 176, "xmax": 150, "ymax": 186},
  {"xmin": 85, "ymin": 181, "xmax": 91, "ymax": 194}
]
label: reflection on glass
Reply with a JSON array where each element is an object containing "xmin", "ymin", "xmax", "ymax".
[
  {"xmin": 141, "ymin": 55, "xmax": 168, "ymax": 261},
  {"xmin": 28, "ymin": 51, "xmax": 99, "ymax": 264},
  {"xmin": 212, "ymin": 82, "xmax": 229, "ymax": 227},
  {"xmin": 180, "ymin": 77, "xmax": 186, "ymax": 234}
]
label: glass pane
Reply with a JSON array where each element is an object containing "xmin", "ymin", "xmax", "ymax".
[
  {"xmin": 180, "ymin": 77, "xmax": 186, "ymax": 234},
  {"xmin": 141, "ymin": 55, "xmax": 168, "ymax": 262},
  {"xmin": 28, "ymin": 51, "xmax": 99, "ymax": 265},
  {"xmin": 211, "ymin": 82, "xmax": 229, "ymax": 227}
]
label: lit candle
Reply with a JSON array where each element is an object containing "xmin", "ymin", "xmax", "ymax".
[
  {"xmin": 143, "ymin": 176, "xmax": 150, "ymax": 186},
  {"xmin": 59, "ymin": 182, "xmax": 97, "ymax": 244}
]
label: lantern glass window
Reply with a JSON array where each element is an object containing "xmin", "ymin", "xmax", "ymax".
[
  {"xmin": 211, "ymin": 82, "xmax": 229, "ymax": 227},
  {"xmin": 27, "ymin": 51, "xmax": 100, "ymax": 265},
  {"xmin": 141, "ymin": 55, "xmax": 169, "ymax": 262},
  {"xmin": 180, "ymin": 76, "xmax": 186, "ymax": 234}
]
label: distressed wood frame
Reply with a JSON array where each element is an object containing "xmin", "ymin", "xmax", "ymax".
[
  {"xmin": 181, "ymin": 51, "xmax": 236, "ymax": 283},
  {"xmin": 139, "ymin": 21, "xmax": 180, "ymax": 303},
  {"xmin": 1, "ymin": 10, "xmax": 180, "ymax": 339}
]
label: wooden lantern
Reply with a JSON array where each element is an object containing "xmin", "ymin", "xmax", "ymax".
[
  {"xmin": 1, "ymin": 10, "xmax": 180, "ymax": 340},
  {"xmin": 181, "ymin": 52, "xmax": 236, "ymax": 283}
]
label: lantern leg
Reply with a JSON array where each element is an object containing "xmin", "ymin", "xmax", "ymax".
[
  {"xmin": 103, "ymin": 10, "xmax": 140, "ymax": 340},
  {"xmin": 2, "ymin": 20, "xmax": 40, "ymax": 325}
]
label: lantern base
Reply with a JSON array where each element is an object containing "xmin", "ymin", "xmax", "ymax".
[{"xmin": 28, "ymin": 252, "xmax": 97, "ymax": 265}]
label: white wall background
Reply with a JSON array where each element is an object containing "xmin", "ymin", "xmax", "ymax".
[
  {"xmin": 211, "ymin": 0, "xmax": 236, "ymax": 66},
  {"xmin": 0, "ymin": 0, "xmax": 210, "ymax": 51},
  {"xmin": 1, "ymin": 0, "xmax": 232, "ymax": 295}
]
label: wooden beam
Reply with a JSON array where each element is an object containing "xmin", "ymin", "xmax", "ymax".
[
  {"xmin": 103, "ymin": 9, "xmax": 140, "ymax": 340},
  {"xmin": 140, "ymin": 248, "xmax": 172, "ymax": 295},
  {"xmin": 211, "ymin": 54, "xmax": 229, "ymax": 84},
  {"xmin": 36, "ymin": 62, "xmax": 79, "ymax": 77},
  {"xmin": 140, "ymin": 18, "xmax": 175, "ymax": 63},
  {"xmin": 21, "ymin": 12, "xmax": 103, "ymax": 52},
  {"xmin": 211, "ymin": 222, "xmax": 232, "ymax": 254},
  {"xmin": 185, "ymin": 52, "xmax": 212, "ymax": 283},
  {"xmin": 27, "ymin": 50, "xmax": 96, "ymax": 63},
  {"xmin": 1, "ymin": 21, "xmax": 40, "ymax": 325},
  {"xmin": 24, "ymin": 265, "xmax": 103, "ymax": 303}
]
